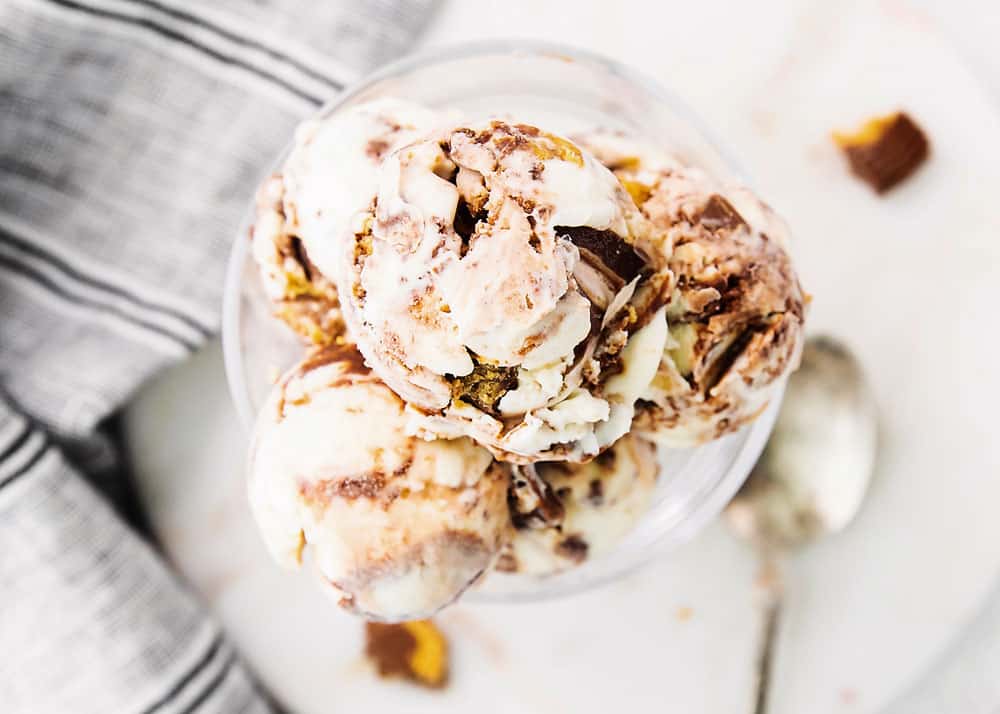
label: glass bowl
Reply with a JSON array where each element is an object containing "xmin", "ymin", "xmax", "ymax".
[{"xmin": 222, "ymin": 41, "xmax": 783, "ymax": 603}]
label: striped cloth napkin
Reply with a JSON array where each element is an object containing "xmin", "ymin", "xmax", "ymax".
[{"xmin": 0, "ymin": 1, "xmax": 438, "ymax": 711}]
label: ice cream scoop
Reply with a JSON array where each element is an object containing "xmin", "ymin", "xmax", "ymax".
[
  {"xmin": 579, "ymin": 134, "xmax": 806, "ymax": 446},
  {"xmin": 248, "ymin": 346, "xmax": 510, "ymax": 621},
  {"xmin": 499, "ymin": 433, "xmax": 660, "ymax": 575},
  {"xmin": 335, "ymin": 119, "xmax": 673, "ymax": 462},
  {"xmin": 250, "ymin": 98, "xmax": 439, "ymax": 346}
]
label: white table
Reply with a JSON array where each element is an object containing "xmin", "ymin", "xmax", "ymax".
[{"xmin": 124, "ymin": 1, "xmax": 1000, "ymax": 712}]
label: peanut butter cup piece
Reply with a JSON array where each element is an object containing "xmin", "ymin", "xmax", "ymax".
[
  {"xmin": 365, "ymin": 620, "xmax": 449, "ymax": 688},
  {"xmin": 834, "ymin": 112, "xmax": 929, "ymax": 193}
]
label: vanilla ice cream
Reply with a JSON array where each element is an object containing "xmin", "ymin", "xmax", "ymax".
[
  {"xmin": 499, "ymin": 433, "xmax": 659, "ymax": 575},
  {"xmin": 248, "ymin": 346, "xmax": 510, "ymax": 621},
  {"xmin": 578, "ymin": 134, "xmax": 806, "ymax": 446},
  {"xmin": 251, "ymin": 174, "xmax": 343, "ymax": 346},
  {"xmin": 333, "ymin": 119, "xmax": 673, "ymax": 462}
]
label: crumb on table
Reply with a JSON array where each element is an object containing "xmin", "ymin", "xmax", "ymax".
[
  {"xmin": 364, "ymin": 620, "xmax": 449, "ymax": 689},
  {"xmin": 832, "ymin": 112, "xmax": 929, "ymax": 193}
]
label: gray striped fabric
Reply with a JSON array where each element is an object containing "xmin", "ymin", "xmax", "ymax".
[{"xmin": 0, "ymin": 1, "xmax": 438, "ymax": 711}]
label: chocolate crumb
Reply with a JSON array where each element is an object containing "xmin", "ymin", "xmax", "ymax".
[
  {"xmin": 594, "ymin": 447, "xmax": 617, "ymax": 469},
  {"xmin": 365, "ymin": 138, "xmax": 391, "ymax": 161},
  {"xmin": 587, "ymin": 479, "xmax": 604, "ymax": 505},
  {"xmin": 298, "ymin": 473, "xmax": 387, "ymax": 503},
  {"xmin": 555, "ymin": 534, "xmax": 589, "ymax": 563},
  {"xmin": 453, "ymin": 200, "xmax": 484, "ymax": 254},
  {"xmin": 494, "ymin": 551, "xmax": 518, "ymax": 572},
  {"xmin": 509, "ymin": 463, "xmax": 565, "ymax": 530}
]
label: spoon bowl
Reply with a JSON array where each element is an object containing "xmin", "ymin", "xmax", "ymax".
[{"xmin": 727, "ymin": 336, "xmax": 878, "ymax": 551}]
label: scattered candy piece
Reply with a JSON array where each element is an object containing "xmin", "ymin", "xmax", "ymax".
[
  {"xmin": 833, "ymin": 112, "xmax": 929, "ymax": 193},
  {"xmin": 364, "ymin": 620, "xmax": 449, "ymax": 689}
]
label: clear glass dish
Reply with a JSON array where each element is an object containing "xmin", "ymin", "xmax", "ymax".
[{"xmin": 222, "ymin": 41, "xmax": 783, "ymax": 603}]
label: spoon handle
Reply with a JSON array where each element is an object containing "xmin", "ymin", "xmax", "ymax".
[{"xmin": 752, "ymin": 556, "xmax": 785, "ymax": 714}]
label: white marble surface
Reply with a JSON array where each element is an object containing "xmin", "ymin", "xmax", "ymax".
[{"xmin": 123, "ymin": 1, "xmax": 1000, "ymax": 712}]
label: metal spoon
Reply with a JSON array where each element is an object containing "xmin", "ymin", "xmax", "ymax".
[{"xmin": 725, "ymin": 336, "xmax": 878, "ymax": 714}]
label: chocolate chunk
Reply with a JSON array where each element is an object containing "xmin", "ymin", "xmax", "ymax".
[
  {"xmin": 834, "ymin": 112, "xmax": 929, "ymax": 193},
  {"xmin": 509, "ymin": 463, "xmax": 565, "ymax": 529},
  {"xmin": 556, "ymin": 225, "xmax": 647, "ymax": 282},
  {"xmin": 697, "ymin": 195, "xmax": 747, "ymax": 232},
  {"xmin": 594, "ymin": 447, "xmax": 617, "ymax": 469},
  {"xmin": 289, "ymin": 236, "xmax": 314, "ymax": 281},
  {"xmin": 587, "ymin": 478, "xmax": 604, "ymax": 506},
  {"xmin": 700, "ymin": 321, "xmax": 768, "ymax": 395},
  {"xmin": 453, "ymin": 200, "xmax": 488, "ymax": 257},
  {"xmin": 453, "ymin": 200, "xmax": 477, "ymax": 242},
  {"xmin": 555, "ymin": 534, "xmax": 589, "ymax": 563},
  {"xmin": 596, "ymin": 349, "xmax": 625, "ymax": 381}
]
